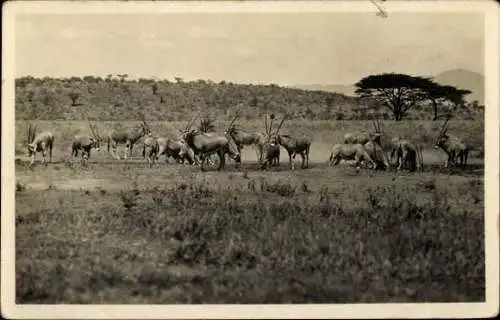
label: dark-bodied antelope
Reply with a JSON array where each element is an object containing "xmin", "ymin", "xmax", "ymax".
[
  {"xmin": 71, "ymin": 122, "xmax": 103, "ymax": 164},
  {"xmin": 328, "ymin": 143, "xmax": 378, "ymax": 170},
  {"xmin": 106, "ymin": 120, "xmax": 151, "ymax": 160},
  {"xmin": 433, "ymin": 117, "xmax": 469, "ymax": 167},
  {"xmin": 390, "ymin": 137, "xmax": 424, "ymax": 172},
  {"xmin": 26, "ymin": 123, "xmax": 54, "ymax": 167},
  {"xmin": 259, "ymin": 115, "xmax": 281, "ymax": 170},
  {"xmin": 272, "ymin": 115, "xmax": 311, "ymax": 170},
  {"xmin": 181, "ymin": 114, "xmax": 241, "ymax": 171}
]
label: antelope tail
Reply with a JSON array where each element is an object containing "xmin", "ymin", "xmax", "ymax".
[{"xmin": 107, "ymin": 137, "xmax": 110, "ymax": 153}]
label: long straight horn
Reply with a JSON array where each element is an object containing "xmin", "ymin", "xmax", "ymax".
[
  {"xmin": 227, "ymin": 111, "xmax": 240, "ymax": 131},
  {"xmin": 265, "ymin": 114, "xmax": 269, "ymax": 135},
  {"xmin": 268, "ymin": 114, "xmax": 275, "ymax": 136},
  {"xmin": 185, "ymin": 112, "xmax": 198, "ymax": 132},
  {"xmin": 32, "ymin": 124, "xmax": 38, "ymax": 142},
  {"xmin": 376, "ymin": 119, "xmax": 381, "ymax": 133},
  {"xmin": 27, "ymin": 123, "xmax": 32, "ymax": 144},
  {"xmin": 89, "ymin": 122, "xmax": 99, "ymax": 139},
  {"xmin": 274, "ymin": 115, "xmax": 287, "ymax": 136},
  {"xmin": 439, "ymin": 116, "xmax": 450, "ymax": 136},
  {"xmin": 88, "ymin": 122, "xmax": 94, "ymax": 138}
]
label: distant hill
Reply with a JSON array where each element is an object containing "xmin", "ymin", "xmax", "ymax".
[
  {"xmin": 432, "ymin": 69, "xmax": 484, "ymax": 104},
  {"xmin": 291, "ymin": 69, "xmax": 484, "ymax": 105},
  {"xmin": 289, "ymin": 84, "xmax": 357, "ymax": 97}
]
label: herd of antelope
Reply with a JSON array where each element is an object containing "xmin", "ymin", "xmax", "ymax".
[{"xmin": 23, "ymin": 113, "xmax": 470, "ymax": 172}]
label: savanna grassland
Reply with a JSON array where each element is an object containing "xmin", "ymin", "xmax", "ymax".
[{"xmin": 14, "ymin": 118, "xmax": 485, "ymax": 303}]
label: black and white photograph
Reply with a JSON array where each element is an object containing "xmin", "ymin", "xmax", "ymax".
[{"xmin": 2, "ymin": 0, "xmax": 499, "ymax": 318}]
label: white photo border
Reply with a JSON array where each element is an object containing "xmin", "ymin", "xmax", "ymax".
[{"xmin": 2, "ymin": 1, "xmax": 499, "ymax": 319}]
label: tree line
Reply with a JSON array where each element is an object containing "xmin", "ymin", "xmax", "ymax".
[{"xmin": 14, "ymin": 74, "xmax": 482, "ymax": 121}]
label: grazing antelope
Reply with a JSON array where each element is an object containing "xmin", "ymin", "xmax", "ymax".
[
  {"xmin": 71, "ymin": 122, "xmax": 103, "ymax": 164},
  {"xmin": 181, "ymin": 114, "xmax": 241, "ymax": 171},
  {"xmin": 106, "ymin": 120, "xmax": 151, "ymax": 160},
  {"xmin": 271, "ymin": 115, "xmax": 311, "ymax": 170},
  {"xmin": 390, "ymin": 137, "xmax": 424, "ymax": 172},
  {"xmin": 363, "ymin": 140, "xmax": 391, "ymax": 170},
  {"xmin": 157, "ymin": 137, "xmax": 197, "ymax": 165},
  {"xmin": 328, "ymin": 143, "xmax": 378, "ymax": 170},
  {"xmin": 433, "ymin": 116, "xmax": 469, "ymax": 168},
  {"xmin": 25, "ymin": 123, "xmax": 54, "ymax": 167},
  {"xmin": 344, "ymin": 119, "xmax": 384, "ymax": 145}
]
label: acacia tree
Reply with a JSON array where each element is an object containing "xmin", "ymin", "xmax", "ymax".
[
  {"xmin": 424, "ymin": 83, "xmax": 471, "ymax": 120},
  {"xmin": 355, "ymin": 73, "xmax": 435, "ymax": 120}
]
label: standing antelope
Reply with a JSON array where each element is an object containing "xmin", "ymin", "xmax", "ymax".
[
  {"xmin": 224, "ymin": 111, "xmax": 268, "ymax": 163},
  {"xmin": 271, "ymin": 115, "xmax": 311, "ymax": 170},
  {"xmin": 344, "ymin": 119, "xmax": 384, "ymax": 145},
  {"xmin": 142, "ymin": 135, "xmax": 160, "ymax": 168},
  {"xmin": 390, "ymin": 137, "xmax": 424, "ymax": 172},
  {"xmin": 25, "ymin": 123, "xmax": 54, "ymax": 167},
  {"xmin": 106, "ymin": 120, "xmax": 151, "ymax": 160},
  {"xmin": 259, "ymin": 115, "xmax": 281, "ymax": 170},
  {"xmin": 71, "ymin": 122, "xmax": 103, "ymax": 164},
  {"xmin": 181, "ymin": 114, "xmax": 241, "ymax": 171},
  {"xmin": 433, "ymin": 117, "xmax": 469, "ymax": 168}
]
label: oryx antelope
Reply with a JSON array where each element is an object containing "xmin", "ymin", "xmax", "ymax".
[
  {"xmin": 259, "ymin": 115, "xmax": 281, "ymax": 169},
  {"xmin": 157, "ymin": 137, "xmax": 197, "ymax": 165},
  {"xmin": 71, "ymin": 122, "xmax": 102, "ymax": 163},
  {"xmin": 363, "ymin": 140, "xmax": 391, "ymax": 170},
  {"xmin": 25, "ymin": 123, "xmax": 54, "ymax": 167},
  {"xmin": 142, "ymin": 135, "xmax": 160, "ymax": 168},
  {"xmin": 328, "ymin": 143, "xmax": 378, "ymax": 170},
  {"xmin": 260, "ymin": 139, "xmax": 280, "ymax": 170},
  {"xmin": 390, "ymin": 137, "xmax": 424, "ymax": 172},
  {"xmin": 344, "ymin": 119, "xmax": 384, "ymax": 145},
  {"xmin": 433, "ymin": 117, "xmax": 469, "ymax": 167},
  {"xmin": 224, "ymin": 117, "xmax": 268, "ymax": 163},
  {"xmin": 272, "ymin": 115, "xmax": 311, "ymax": 170},
  {"xmin": 181, "ymin": 115, "xmax": 241, "ymax": 171},
  {"xmin": 107, "ymin": 120, "xmax": 151, "ymax": 160}
]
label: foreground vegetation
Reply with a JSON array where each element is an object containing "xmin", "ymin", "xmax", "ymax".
[{"xmin": 15, "ymin": 161, "xmax": 485, "ymax": 303}]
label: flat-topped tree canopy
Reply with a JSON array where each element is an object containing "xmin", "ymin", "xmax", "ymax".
[
  {"xmin": 355, "ymin": 73, "xmax": 435, "ymax": 121},
  {"xmin": 423, "ymin": 82, "xmax": 472, "ymax": 120}
]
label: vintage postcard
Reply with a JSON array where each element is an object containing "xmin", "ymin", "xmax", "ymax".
[{"xmin": 2, "ymin": 0, "xmax": 499, "ymax": 318}]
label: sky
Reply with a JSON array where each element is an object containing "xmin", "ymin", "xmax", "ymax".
[{"xmin": 15, "ymin": 12, "xmax": 484, "ymax": 85}]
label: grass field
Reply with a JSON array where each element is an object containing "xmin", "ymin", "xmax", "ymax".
[{"xmin": 14, "ymin": 120, "xmax": 485, "ymax": 303}]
